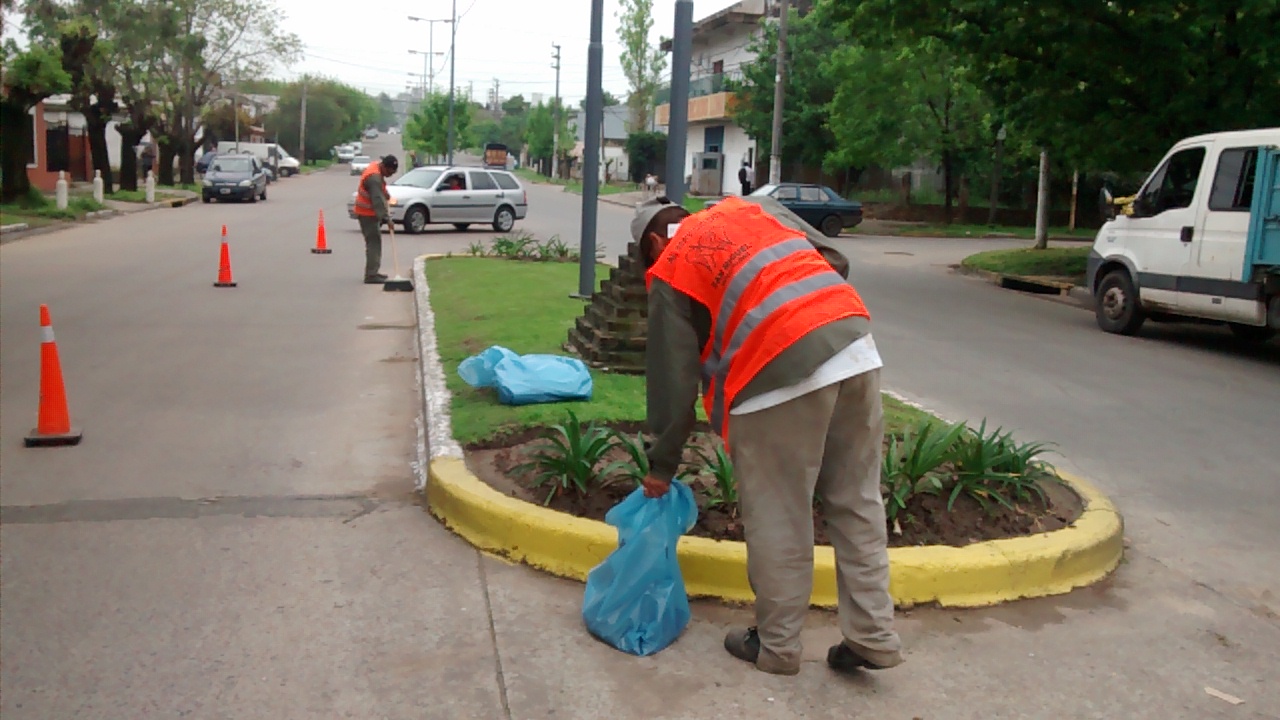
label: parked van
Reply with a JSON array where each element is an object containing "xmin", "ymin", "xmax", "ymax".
[
  {"xmin": 1087, "ymin": 128, "xmax": 1280, "ymax": 342},
  {"xmin": 215, "ymin": 142, "xmax": 301, "ymax": 177}
]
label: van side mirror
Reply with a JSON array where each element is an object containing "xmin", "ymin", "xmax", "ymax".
[{"xmin": 1099, "ymin": 187, "xmax": 1117, "ymax": 221}]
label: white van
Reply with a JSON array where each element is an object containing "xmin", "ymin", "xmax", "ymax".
[
  {"xmin": 1087, "ymin": 128, "xmax": 1280, "ymax": 343},
  {"xmin": 215, "ymin": 142, "xmax": 301, "ymax": 177}
]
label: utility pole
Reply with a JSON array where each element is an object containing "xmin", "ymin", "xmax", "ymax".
[
  {"xmin": 299, "ymin": 77, "xmax": 308, "ymax": 164},
  {"xmin": 666, "ymin": 1, "xmax": 694, "ymax": 203},
  {"xmin": 1034, "ymin": 148, "xmax": 1051, "ymax": 249},
  {"xmin": 768, "ymin": 0, "xmax": 790, "ymax": 185},
  {"xmin": 447, "ymin": 0, "xmax": 457, "ymax": 165},
  {"xmin": 492, "ymin": 78, "xmax": 501, "ymax": 114},
  {"xmin": 408, "ymin": 16, "xmax": 452, "ymax": 96},
  {"xmin": 551, "ymin": 42, "xmax": 562, "ymax": 180},
  {"xmin": 986, "ymin": 124, "xmax": 1006, "ymax": 226},
  {"xmin": 574, "ymin": 0, "xmax": 605, "ymax": 298}
]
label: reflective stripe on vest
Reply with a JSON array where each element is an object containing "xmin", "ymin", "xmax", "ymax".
[
  {"xmin": 354, "ymin": 163, "xmax": 384, "ymax": 216},
  {"xmin": 646, "ymin": 196, "xmax": 869, "ymax": 441}
]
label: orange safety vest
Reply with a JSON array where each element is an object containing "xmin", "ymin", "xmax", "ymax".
[
  {"xmin": 354, "ymin": 162, "xmax": 387, "ymax": 217},
  {"xmin": 646, "ymin": 196, "xmax": 870, "ymax": 442}
]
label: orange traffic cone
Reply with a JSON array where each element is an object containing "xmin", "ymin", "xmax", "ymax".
[
  {"xmin": 214, "ymin": 240, "xmax": 237, "ymax": 287},
  {"xmin": 25, "ymin": 304, "xmax": 83, "ymax": 447},
  {"xmin": 312, "ymin": 210, "xmax": 331, "ymax": 254}
]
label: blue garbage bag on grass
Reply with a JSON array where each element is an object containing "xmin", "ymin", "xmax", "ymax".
[
  {"xmin": 582, "ymin": 482, "xmax": 698, "ymax": 656},
  {"xmin": 457, "ymin": 345, "xmax": 593, "ymax": 406}
]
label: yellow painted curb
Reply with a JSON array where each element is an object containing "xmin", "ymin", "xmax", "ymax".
[{"xmin": 427, "ymin": 457, "xmax": 1123, "ymax": 608}]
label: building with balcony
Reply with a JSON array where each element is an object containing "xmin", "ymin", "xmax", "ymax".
[{"xmin": 653, "ymin": 0, "xmax": 773, "ymax": 196}]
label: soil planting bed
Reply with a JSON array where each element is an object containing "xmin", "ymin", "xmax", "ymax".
[{"xmin": 464, "ymin": 422, "xmax": 1083, "ymax": 548}]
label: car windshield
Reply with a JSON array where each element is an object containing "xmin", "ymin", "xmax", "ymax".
[
  {"xmin": 353, "ymin": 156, "xmax": 370, "ymax": 164},
  {"xmin": 750, "ymin": 184, "xmax": 777, "ymax": 197},
  {"xmin": 393, "ymin": 168, "xmax": 442, "ymax": 189},
  {"xmin": 211, "ymin": 157, "xmax": 252, "ymax": 173}
]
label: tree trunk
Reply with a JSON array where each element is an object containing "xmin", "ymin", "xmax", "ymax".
[
  {"xmin": 157, "ymin": 140, "xmax": 177, "ymax": 186},
  {"xmin": 0, "ymin": 101, "xmax": 35, "ymax": 202},
  {"xmin": 85, "ymin": 111, "xmax": 113, "ymax": 193},
  {"xmin": 942, "ymin": 148, "xmax": 955, "ymax": 225},
  {"xmin": 178, "ymin": 133, "xmax": 196, "ymax": 185},
  {"xmin": 118, "ymin": 125, "xmax": 145, "ymax": 192}
]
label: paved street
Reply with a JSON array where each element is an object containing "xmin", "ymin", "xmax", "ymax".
[{"xmin": 3, "ymin": 142, "xmax": 1279, "ymax": 718}]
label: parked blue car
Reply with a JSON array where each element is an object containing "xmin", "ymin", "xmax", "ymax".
[{"xmin": 748, "ymin": 183, "xmax": 863, "ymax": 237}]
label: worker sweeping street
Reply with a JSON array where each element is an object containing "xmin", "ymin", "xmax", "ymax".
[
  {"xmin": 352, "ymin": 154, "xmax": 399, "ymax": 284},
  {"xmin": 633, "ymin": 195, "xmax": 904, "ymax": 677}
]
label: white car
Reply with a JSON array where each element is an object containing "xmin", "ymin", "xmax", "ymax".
[
  {"xmin": 335, "ymin": 145, "xmax": 355, "ymax": 163},
  {"xmin": 346, "ymin": 165, "xmax": 529, "ymax": 233},
  {"xmin": 349, "ymin": 155, "xmax": 372, "ymax": 175}
]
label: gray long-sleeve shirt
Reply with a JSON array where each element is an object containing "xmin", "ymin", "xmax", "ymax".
[{"xmin": 362, "ymin": 170, "xmax": 390, "ymax": 221}]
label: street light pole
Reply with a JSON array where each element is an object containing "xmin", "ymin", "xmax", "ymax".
[
  {"xmin": 408, "ymin": 16, "xmax": 452, "ymax": 96},
  {"xmin": 665, "ymin": 0, "xmax": 694, "ymax": 204},
  {"xmin": 447, "ymin": 0, "xmax": 457, "ymax": 165},
  {"xmin": 768, "ymin": 0, "xmax": 790, "ymax": 185},
  {"xmin": 574, "ymin": 0, "xmax": 605, "ymax": 298}
]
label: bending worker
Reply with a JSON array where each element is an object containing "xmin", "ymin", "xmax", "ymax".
[
  {"xmin": 352, "ymin": 154, "xmax": 399, "ymax": 284},
  {"xmin": 634, "ymin": 195, "xmax": 904, "ymax": 677}
]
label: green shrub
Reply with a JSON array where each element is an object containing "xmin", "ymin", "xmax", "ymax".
[{"xmin": 512, "ymin": 410, "xmax": 615, "ymax": 505}]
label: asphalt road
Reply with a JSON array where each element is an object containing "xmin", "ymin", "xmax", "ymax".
[{"xmin": 3, "ymin": 138, "xmax": 1277, "ymax": 718}]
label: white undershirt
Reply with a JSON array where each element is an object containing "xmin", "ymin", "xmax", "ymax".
[{"xmin": 729, "ymin": 333, "xmax": 883, "ymax": 416}]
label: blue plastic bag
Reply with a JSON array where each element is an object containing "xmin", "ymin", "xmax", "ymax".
[
  {"xmin": 582, "ymin": 482, "xmax": 698, "ymax": 656},
  {"xmin": 457, "ymin": 345, "xmax": 593, "ymax": 406}
]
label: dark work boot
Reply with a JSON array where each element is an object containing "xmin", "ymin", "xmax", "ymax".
[
  {"xmin": 826, "ymin": 642, "xmax": 903, "ymax": 674},
  {"xmin": 724, "ymin": 627, "xmax": 800, "ymax": 676},
  {"xmin": 364, "ymin": 273, "xmax": 388, "ymax": 284}
]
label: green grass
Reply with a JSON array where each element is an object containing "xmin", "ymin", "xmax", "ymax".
[
  {"xmin": 683, "ymin": 197, "xmax": 709, "ymax": 212},
  {"xmin": 426, "ymin": 256, "xmax": 939, "ymax": 444},
  {"xmin": 301, "ymin": 159, "xmax": 335, "ymax": 174},
  {"xmin": 563, "ymin": 181, "xmax": 631, "ymax": 196},
  {"xmin": 961, "ymin": 246, "xmax": 1091, "ymax": 279},
  {"xmin": 0, "ymin": 190, "xmax": 105, "ymax": 221}
]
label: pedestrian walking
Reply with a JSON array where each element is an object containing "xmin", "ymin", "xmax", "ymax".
[
  {"xmin": 632, "ymin": 195, "xmax": 904, "ymax": 677},
  {"xmin": 743, "ymin": 162, "xmax": 755, "ymax": 195},
  {"xmin": 352, "ymin": 154, "xmax": 399, "ymax": 284}
]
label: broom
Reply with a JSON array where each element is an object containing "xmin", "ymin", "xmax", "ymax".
[{"xmin": 382, "ymin": 216, "xmax": 414, "ymax": 292}]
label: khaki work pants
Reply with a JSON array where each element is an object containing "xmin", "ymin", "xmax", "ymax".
[
  {"xmin": 358, "ymin": 215, "xmax": 383, "ymax": 279},
  {"xmin": 730, "ymin": 369, "xmax": 902, "ymax": 672}
]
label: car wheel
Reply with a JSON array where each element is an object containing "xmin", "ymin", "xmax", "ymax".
[
  {"xmin": 453, "ymin": 223, "xmax": 471, "ymax": 231},
  {"xmin": 260, "ymin": 187, "xmax": 267, "ymax": 201},
  {"xmin": 820, "ymin": 215, "xmax": 842, "ymax": 237},
  {"xmin": 249, "ymin": 192, "xmax": 258, "ymax": 204},
  {"xmin": 493, "ymin": 206, "xmax": 515, "ymax": 233},
  {"xmin": 1228, "ymin": 323, "xmax": 1276, "ymax": 344},
  {"xmin": 202, "ymin": 195, "xmax": 211, "ymax": 204},
  {"xmin": 404, "ymin": 206, "xmax": 427, "ymax": 234},
  {"xmin": 1094, "ymin": 269, "xmax": 1145, "ymax": 335}
]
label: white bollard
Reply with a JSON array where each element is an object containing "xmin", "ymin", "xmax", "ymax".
[
  {"xmin": 93, "ymin": 169, "xmax": 104, "ymax": 203},
  {"xmin": 55, "ymin": 171, "xmax": 69, "ymax": 210},
  {"xmin": 145, "ymin": 171, "xmax": 156, "ymax": 203}
]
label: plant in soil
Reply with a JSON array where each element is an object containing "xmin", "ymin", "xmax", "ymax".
[
  {"xmin": 689, "ymin": 442, "xmax": 738, "ymax": 517},
  {"xmin": 946, "ymin": 421, "xmax": 1059, "ymax": 512},
  {"xmin": 603, "ymin": 429, "xmax": 651, "ymax": 486},
  {"xmin": 511, "ymin": 410, "xmax": 615, "ymax": 504}
]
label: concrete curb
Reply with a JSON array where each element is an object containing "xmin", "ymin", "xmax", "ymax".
[
  {"xmin": 956, "ymin": 265, "xmax": 1078, "ymax": 295},
  {"xmin": 412, "ymin": 255, "xmax": 1124, "ymax": 608},
  {"xmin": 1, "ymin": 222, "xmax": 31, "ymax": 234}
]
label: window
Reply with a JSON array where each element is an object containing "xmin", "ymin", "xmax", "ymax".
[
  {"xmin": 799, "ymin": 186, "xmax": 826, "ymax": 202},
  {"xmin": 492, "ymin": 172, "xmax": 520, "ymax": 191},
  {"xmin": 773, "ymin": 185, "xmax": 799, "ymax": 201},
  {"xmin": 1138, "ymin": 147, "xmax": 1206, "ymax": 215},
  {"xmin": 1208, "ymin": 147, "xmax": 1258, "ymax": 212},
  {"xmin": 712, "ymin": 59, "xmax": 724, "ymax": 75},
  {"xmin": 469, "ymin": 171, "xmax": 498, "ymax": 190},
  {"xmin": 394, "ymin": 168, "xmax": 442, "ymax": 189},
  {"xmin": 438, "ymin": 173, "xmax": 467, "ymax": 190}
]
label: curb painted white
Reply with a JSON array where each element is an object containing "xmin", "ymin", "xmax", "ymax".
[
  {"xmin": 412, "ymin": 254, "xmax": 463, "ymax": 491},
  {"xmin": 0, "ymin": 223, "xmax": 31, "ymax": 234}
]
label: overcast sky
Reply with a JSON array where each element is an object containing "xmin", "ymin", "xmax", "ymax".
[{"xmin": 275, "ymin": 0, "xmax": 742, "ymax": 105}]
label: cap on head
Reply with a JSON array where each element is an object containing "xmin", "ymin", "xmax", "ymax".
[
  {"xmin": 381, "ymin": 154, "xmax": 399, "ymax": 172},
  {"xmin": 630, "ymin": 196, "xmax": 689, "ymax": 244}
]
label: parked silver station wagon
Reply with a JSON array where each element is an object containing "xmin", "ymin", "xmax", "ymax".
[{"xmin": 347, "ymin": 165, "xmax": 529, "ymax": 233}]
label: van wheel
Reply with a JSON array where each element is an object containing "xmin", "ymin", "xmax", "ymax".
[
  {"xmin": 1095, "ymin": 269, "xmax": 1145, "ymax": 335},
  {"xmin": 404, "ymin": 206, "xmax": 427, "ymax": 234},
  {"xmin": 493, "ymin": 206, "xmax": 515, "ymax": 233},
  {"xmin": 1228, "ymin": 323, "xmax": 1276, "ymax": 344},
  {"xmin": 820, "ymin": 215, "xmax": 842, "ymax": 237}
]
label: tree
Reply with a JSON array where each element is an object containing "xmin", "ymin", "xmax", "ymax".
[
  {"xmin": 625, "ymin": 130, "xmax": 666, "ymax": 183},
  {"xmin": 149, "ymin": 0, "xmax": 301, "ymax": 185},
  {"xmin": 403, "ymin": 92, "xmax": 473, "ymax": 160},
  {"xmin": 375, "ymin": 92, "xmax": 396, "ymax": 131},
  {"xmin": 825, "ymin": 33, "xmax": 992, "ymax": 222},
  {"xmin": 265, "ymin": 78, "xmax": 374, "ymax": 161},
  {"xmin": 524, "ymin": 100, "xmax": 573, "ymax": 172},
  {"xmin": 23, "ymin": 2, "xmax": 120, "ymax": 192},
  {"xmin": 501, "ymin": 94, "xmax": 529, "ymax": 116},
  {"xmin": 728, "ymin": 5, "xmax": 840, "ymax": 174},
  {"xmin": 0, "ymin": 44, "xmax": 72, "ymax": 201},
  {"xmin": 112, "ymin": 0, "xmax": 176, "ymax": 191},
  {"xmin": 840, "ymin": 0, "xmax": 1280, "ymax": 174},
  {"xmin": 201, "ymin": 100, "xmax": 256, "ymax": 146},
  {"xmin": 578, "ymin": 91, "xmax": 621, "ymax": 110},
  {"xmin": 616, "ymin": 0, "xmax": 666, "ymax": 132}
]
